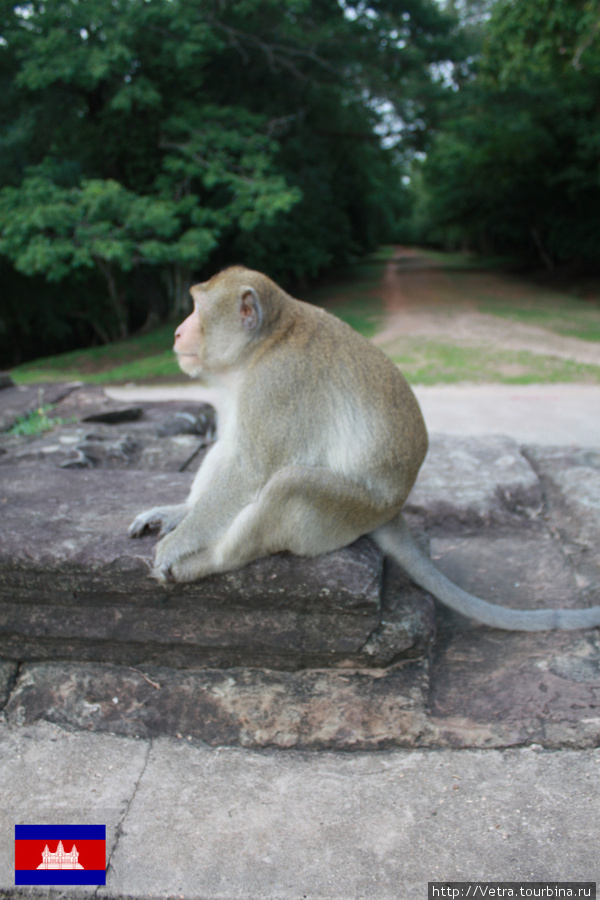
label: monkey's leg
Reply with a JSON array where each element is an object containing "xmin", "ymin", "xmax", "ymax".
[
  {"xmin": 167, "ymin": 465, "xmax": 398, "ymax": 583},
  {"xmin": 129, "ymin": 504, "xmax": 188, "ymax": 538}
]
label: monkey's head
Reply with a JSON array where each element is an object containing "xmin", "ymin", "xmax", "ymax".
[{"xmin": 174, "ymin": 266, "xmax": 281, "ymax": 378}]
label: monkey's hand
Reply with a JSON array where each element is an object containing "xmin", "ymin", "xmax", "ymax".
[{"xmin": 128, "ymin": 504, "xmax": 188, "ymax": 539}]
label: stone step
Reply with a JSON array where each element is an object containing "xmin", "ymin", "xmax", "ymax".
[
  {"xmin": 0, "ymin": 465, "xmax": 433, "ymax": 669},
  {"xmin": 3, "ymin": 382, "xmax": 597, "ymax": 674}
]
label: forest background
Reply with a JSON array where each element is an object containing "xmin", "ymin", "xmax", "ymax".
[{"xmin": 0, "ymin": 0, "xmax": 599, "ymax": 369}]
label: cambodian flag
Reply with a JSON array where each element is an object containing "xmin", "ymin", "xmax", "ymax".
[{"xmin": 15, "ymin": 825, "xmax": 106, "ymax": 885}]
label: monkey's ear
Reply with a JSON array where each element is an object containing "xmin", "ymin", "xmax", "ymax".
[{"xmin": 239, "ymin": 288, "xmax": 262, "ymax": 331}]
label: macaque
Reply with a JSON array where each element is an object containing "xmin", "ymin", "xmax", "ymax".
[{"xmin": 130, "ymin": 266, "xmax": 600, "ymax": 631}]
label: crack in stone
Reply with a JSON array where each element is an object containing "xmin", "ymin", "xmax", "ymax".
[
  {"xmin": 0, "ymin": 660, "xmax": 22, "ymax": 714},
  {"xmin": 96, "ymin": 738, "xmax": 153, "ymax": 898}
]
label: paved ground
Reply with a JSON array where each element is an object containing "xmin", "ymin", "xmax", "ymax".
[
  {"xmin": 2, "ymin": 382, "xmax": 599, "ymax": 898},
  {"xmin": 107, "ymin": 382, "xmax": 600, "ymax": 446},
  {"xmin": 2, "ymin": 720, "xmax": 598, "ymax": 899}
]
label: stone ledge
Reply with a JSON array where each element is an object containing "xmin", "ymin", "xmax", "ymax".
[
  {"xmin": 5, "ymin": 623, "xmax": 600, "ymax": 750},
  {"xmin": 2, "ymin": 383, "xmax": 599, "ymax": 676},
  {"xmin": 406, "ymin": 433, "xmax": 543, "ymax": 527},
  {"xmin": 0, "ymin": 466, "xmax": 434, "ymax": 669}
]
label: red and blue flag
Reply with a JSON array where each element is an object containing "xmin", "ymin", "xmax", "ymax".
[{"xmin": 15, "ymin": 825, "xmax": 106, "ymax": 885}]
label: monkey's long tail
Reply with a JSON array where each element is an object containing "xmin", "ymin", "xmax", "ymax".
[{"xmin": 372, "ymin": 515, "xmax": 600, "ymax": 631}]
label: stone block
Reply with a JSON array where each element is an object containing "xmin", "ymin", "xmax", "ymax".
[
  {"xmin": 5, "ymin": 658, "xmax": 432, "ymax": 750},
  {"xmin": 407, "ymin": 434, "xmax": 542, "ymax": 527},
  {"xmin": 524, "ymin": 445, "xmax": 600, "ymax": 600},
  {"xmin": 0, "ymin": 466, "xmax": 433, "ymax": 669},
  {"xmin": 430, "ymin": 628, "xmax": 600, "ymax": 748}
]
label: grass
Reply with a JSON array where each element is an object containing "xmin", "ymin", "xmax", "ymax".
[
  {"xmin": 418, "ymin": 248, "xmax": 519, "ymax": 271},
  {"xmin": 305, "ymin": 246, "xmax": 392, "ymax": 338},
  {"xmin": 478, "ymin": 296, "xmax": 600, "ymax": 343},
  {"xmin": 7, "ymin": 404, "xmax": 56, "ymax": 435},
  {"xmin": 11, "ymin": 324, "xmax": 182, "ymax": 384},
  {"xmin": 11, "ymin": 248, "xmax": 395, "ymax": 383},
  {"xmin": 389, "ymin": 337, "xmax": 600, "ymax": 385},
  {"xmin": 7, "ymin": 404, "xmax": 78, "ymax": 435}
]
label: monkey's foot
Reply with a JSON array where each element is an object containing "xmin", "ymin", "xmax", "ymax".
[
  {"xmin": 151, "ymin": 544, "xmax": 216, "ymax": 584},
  {"xmin": 150, "ymin": 563, "xmax": 177, "ymax": 585}
]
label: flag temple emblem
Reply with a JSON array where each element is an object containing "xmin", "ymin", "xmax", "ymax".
[
  {"xmin": 38, "ymin": 840, "xmax": 83, "ymax": 869},
  {"xmin": 15, "ymin": 825, "xmax": 106, "ymax": 886}
]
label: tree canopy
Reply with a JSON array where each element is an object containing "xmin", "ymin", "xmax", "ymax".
[
  {"xmin": 409, "ymin": 0, "xmax": 600, "ymax": 268},
  {"xmin": 0, "ymin": 0, "xmax": 458, "ymax": 365}
]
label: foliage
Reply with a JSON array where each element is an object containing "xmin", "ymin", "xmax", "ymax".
[
  {"xmin": 10, "ymin": 246, "xmax": 394, "ymax": 382},
  {"xmin": 7, "ymin": 403, "xmax": 65, "ymax": 434},
  {"xmin": 406, "ymin": 0, "xmax": 600, "ymax": 268},
  {"xmin": 0, "ymin": 0, "xmax": 459, "ymax": 366}
]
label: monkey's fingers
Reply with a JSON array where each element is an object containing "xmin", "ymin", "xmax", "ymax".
[
  {"xmin": 129, "ymin": 522, "xmax": 149, "ymax": 538},
  {"xmin": 128, "ymin": 512, "xmax": 162, "ymax": 538}
]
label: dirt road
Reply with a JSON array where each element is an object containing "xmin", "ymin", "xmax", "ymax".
[{"xmin": 375, "ymin": 248, "xmax": 600, "ymax": 368}]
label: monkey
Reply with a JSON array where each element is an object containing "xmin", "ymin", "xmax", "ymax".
[{"xmin": 129, "ymin": 265, "xmax": 600, "ymax": 631}]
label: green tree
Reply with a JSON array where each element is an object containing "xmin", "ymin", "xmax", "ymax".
[
  {"xmin": 413, "ymin": 0, "xmax": 600, "ymax": 267},
  {"xmin": 0, "ymin": 0, "xmax": 459, "ymax": 365}
]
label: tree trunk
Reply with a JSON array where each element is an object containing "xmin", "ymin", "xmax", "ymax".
[
  {"xmin": 529, "ymin": 226, "xmax": 554, "ymax": 271},
  {"xmin": 93, "ymin": 257, "xmax": 129, "ymax": 339},
  {"xmin": 166, "ymin": 264, "xmax": 192, "ymax": 319}
]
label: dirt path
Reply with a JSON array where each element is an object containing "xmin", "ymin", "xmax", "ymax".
[{"xmin": 373, "ymin": 248, "xmax": 600, "ymax": 368}]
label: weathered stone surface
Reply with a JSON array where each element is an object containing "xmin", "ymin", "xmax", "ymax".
[
  {"xmin": 0, "ymin": 422, "xmax": 211, "ymax": 471},
  {"xmin": 524, "ymin": 444, "xmax": 600, "ymax": 601},
  {"xmin": 6, "ymin": 658, "xmax": 432, "ymax": 750},
  {"xmin": 407, "ymin": 434, "xmax": 543, "ymax": 527},
  {"xmin": 81, "ymin": 405, "xmax": 144, "ymax": 424},
  {"xmin": 49, "ymin": 383, "xmax": 216, "ymax": 439},
  {"xmin": 430, "ymin": 525, "xmax": 586, "ymax": 615},
  {"xmin": 0, "ymin": 465, "xmax": 379, "ymax": 610},
  {"xmin": 155, "ymin": 405, "xmax": 216, "ymax": 437},
  {"xmin": 0, "ymin": 382, "xmax": 217, "ymax": 471},
  {"xmin": 1, "ymin": 428, "xmax": 598, "ymax": 750},
  {"xmin": 2, "ymin": 382, "xmax": 598, "ymax": 745},
  {"xmin": 430, "ymin": 629, "xmax": 600, "ymax": 749},
  {"xmin": 6, "ymin": 618, "xmax": 600, "ymax": 749},
  {"xmin": 361, "ymin": 557, "xmax": 434, "ymax": 661},
  {"xmin": 0, "ymin": 465, "xmax": 433, "ymax": 668},
  {"xmin": 424, "ymin": 517, "xmax": 600, "ymax": 749}
]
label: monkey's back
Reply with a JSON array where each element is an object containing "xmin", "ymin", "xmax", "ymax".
[{"xmin": 240, "ymin": 294, "xmax": 428, "ymax": 506}]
